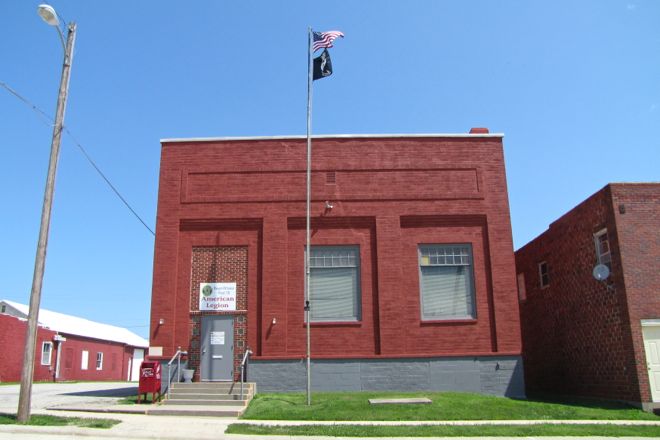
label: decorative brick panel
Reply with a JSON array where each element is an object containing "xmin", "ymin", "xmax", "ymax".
[{"xmin": 189, "ymin": 246, "xmax": 248, "ymax": 381}]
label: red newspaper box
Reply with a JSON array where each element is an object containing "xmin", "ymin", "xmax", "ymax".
[{"xmin": 137, "ymin": 361, "xmax": 162, "ymax": 403}]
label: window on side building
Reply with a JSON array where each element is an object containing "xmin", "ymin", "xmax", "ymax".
[
  {"xmin": 41, "ymin": 342, "xmax": 53, "ymax": 365},
  {"xmin": 309, "ymin": 246, "xmax": 361, "ymax": 322},
  {"xmin": 96, "ymin": 352, "xmax": 104, "ymax": 370},
  {"xmin": 81, "ymin": 350, "xmax": 89, "ymax": 370},
  {"xmin": 594, "ymin": 228, "xmax": 612, "ymax": 270},
  {"xmin": 419, "ymin": 244, "xmax": 476, "ymax": 320},
  {"xmin": 538, "ymin": 261, "xmax": 550, "ymax": 288}
]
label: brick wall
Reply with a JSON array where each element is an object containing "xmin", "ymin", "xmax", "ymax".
[
  {"xmin": 150, "ymin": 134, "xmax": 521, "ymax": 369},
  {"xmin": 610, "ymin": 184, "xmax": 660, "ymax": 403},
  {"xmin": 0, "ymin": 314, "xmax": 57, "ymax": 382},
  {"xmin": 516, "ymin": 183, "xmax": 660, "ymax": 405},
  {"xmin": 56, "ymin": 334, "xmax": 135, "ymax": 381}
]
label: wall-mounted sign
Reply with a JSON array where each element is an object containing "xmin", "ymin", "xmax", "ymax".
[{"xmin": 199, "ymin": 282, "xmax": 237, "ymax": 311}]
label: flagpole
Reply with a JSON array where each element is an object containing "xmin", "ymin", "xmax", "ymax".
[{"xmin": 305, "ymin": 26, "xmax": 313, "ymax": 407}]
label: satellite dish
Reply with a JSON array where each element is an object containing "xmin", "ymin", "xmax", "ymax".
[{"xmin": 592, "ymin": 264, "xmax": 610, "ymax": 281}]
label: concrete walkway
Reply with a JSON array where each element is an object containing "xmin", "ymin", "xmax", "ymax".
[{"xmin": 0, "ymin": 406, "xmax": 658, "ymax": 440}]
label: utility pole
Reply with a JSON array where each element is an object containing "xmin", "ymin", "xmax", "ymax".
[{"xmin": 17, "ymin": 17, "xmax": 76, "ymax": 423}]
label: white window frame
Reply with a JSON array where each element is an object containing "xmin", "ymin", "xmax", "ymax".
[
  {"xmin": 308, "ymin": 245, "xmax": 361, "ymax": 322},
  {"xmin": 517, "ymin": 272, "xmax": 527, "ymax": 301},
  {"xmin": 81, "ymin": 350, "xmax": 89, "ymax": 370},
  {"xmin": 41, "ymin": 341, "xmax": 53, "ymax": 366},
  {"xmin": 96, "ymin": 352, "xmax": 104, "ymax": 370},
  {"xmin": 418, "ymin": 244, "xmax": 477, "ymax": 321},
  {"xmin": 538, "ymin": 261, "xmax": 549, "ymax": 288},
  {"xmin": 594, "ymin": 228, "xmax": 612, "ymax": 268}
]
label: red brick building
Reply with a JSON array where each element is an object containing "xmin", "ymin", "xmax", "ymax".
[
  {"xmin": 515, "ymin": 183, "xmax": 660, "ymax": 410},
  {"xmin": 149, "ymin": 130, "xmax": 525, "ymax": 395},
  {"xmin": 0, "ymin": 313, "xmax": 57, "ymax": 383},
  {"xmin": 0, "ymin": 300, "xmax": 148, "ymax": 383}
]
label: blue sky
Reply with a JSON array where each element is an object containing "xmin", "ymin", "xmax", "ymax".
[{"xmin": 1, "ymin": 1, "xmax": 658, "ymax": 338}]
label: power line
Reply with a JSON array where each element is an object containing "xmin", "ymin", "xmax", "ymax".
[
  {"xmin": 0, "ymin": 81, "xmax": 53, "ymax": 127},
  {"xmin": 1, "ymin": 80, "xmax": 155, "ymax": 236}
]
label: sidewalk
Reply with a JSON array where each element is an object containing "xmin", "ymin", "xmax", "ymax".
[
  {"xmin": 0, "ymin": 410, "xmax": 236, "ymax": 440},
  {"xmin": 1, "ymin": 405, "xmax": 659, "ymax": 440}
]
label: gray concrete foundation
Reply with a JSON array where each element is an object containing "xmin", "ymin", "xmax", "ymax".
[{"xmin": 249, "ymin": 355, "xmax": 525, "ymax": 397}]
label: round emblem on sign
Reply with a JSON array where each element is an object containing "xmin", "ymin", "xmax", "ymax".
[{"xmin": 202, "ymin": 284, "xmax": 213, "ymax": 297}]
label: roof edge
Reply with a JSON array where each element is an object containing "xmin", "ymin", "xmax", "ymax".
[{"xmin": 161, "ymin": 133, "xmax": 505, "ymax": 144}]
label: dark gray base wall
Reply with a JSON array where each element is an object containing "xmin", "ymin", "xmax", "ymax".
[{"xmin": 249, "ymin": 356, "xmax": 525, "ymax": 398}]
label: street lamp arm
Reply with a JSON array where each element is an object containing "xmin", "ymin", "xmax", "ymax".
[{"xmin": 55, "ymin": 24, "xmax": 66, "ymax": 52}]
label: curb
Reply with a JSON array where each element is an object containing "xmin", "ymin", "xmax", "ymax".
[{"xmin": 234, "ymin": 419, "xmax": 660, "ymax": 426}]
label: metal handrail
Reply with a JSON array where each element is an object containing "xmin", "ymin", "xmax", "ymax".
[
  {"xmin": 166, "ymin": 346, "xmax": 188, "ymax": 399},
  {"xmin": 240, "ymin": 348, "xmax": 253, "ymax": 400}
]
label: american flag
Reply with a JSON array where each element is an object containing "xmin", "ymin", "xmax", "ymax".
[{"xmin": 312, "ymin": 30, "xmax": 344, "ymax": 52}]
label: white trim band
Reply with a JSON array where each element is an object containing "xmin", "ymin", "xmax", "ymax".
[{"xmin": 161, "ymin": 133, "xmax": 505, "ymax": 144}]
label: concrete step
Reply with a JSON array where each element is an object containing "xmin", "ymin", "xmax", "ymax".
[
  {"xmin": 168, "ymin": 392, "xmax": 252, "ymax": 400},
  {"xmin": 148, "ymin": 404, "xmax": 247, "ymax": 417},
  {"xmin": 170, "ymin": 386, "xmax": 254, "ymax": 394},
  {"xmin": 164, "ymin": 398, "xmax": 250, "ymax": 406},
  {"xmin": 171, "ymin": 382, "xmax": 255, "ymax": 391},
  {"xmin": 169, "ymin": 390, "xmax": 253, "ymax": 398},
  {"xmin": 164, "ymin": 382, "xmax": 255, "ymax": 412}
]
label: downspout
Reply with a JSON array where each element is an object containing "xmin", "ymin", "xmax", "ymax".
[{"xmin": 54, "ymin": 339, "xmax": 62, "ymax": 381}]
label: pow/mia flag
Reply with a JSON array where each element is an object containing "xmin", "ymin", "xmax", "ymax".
[{"xmin": 313, "ymin": 49, "xmax": 333, "ymax": 81}]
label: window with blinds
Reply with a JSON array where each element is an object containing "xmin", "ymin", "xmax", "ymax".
[
  {"xmin": 419, "ymin": 244, "xmax": 476, "ymax": 320},
  {"xmin": 309, "ymin": 246, "xmax": 361, "ymax": 322}
]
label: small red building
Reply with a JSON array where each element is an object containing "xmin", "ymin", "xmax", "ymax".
[
  {"xmin": 0, "ymin": 313, "xmax": 57, "ymax": 383},
  {"xmin": 149, "ymin": 130, "xmax": 524, "ymax": 396},
  {"xmin": 515, "ymin": 183, "xmax": 660, "ymax": 411},
  {"xmin": 0, "ymin": 300, "xmax": 148, "ymax": 383}
]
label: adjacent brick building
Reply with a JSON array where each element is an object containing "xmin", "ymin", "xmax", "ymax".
[
  {"xmin": 0, "ymin": 300, "xmax": 148, "ymax": 382},
  {"xmin": 515, "ymin": 183, "xmax": 660, "ymax": 410},
  {"xmin": 149, "ymin": 130, "xmax": 525, "ymax": 396},
  {"xmin": 0, "ymin": 313, "xmax": 57, "ymax": 383}
]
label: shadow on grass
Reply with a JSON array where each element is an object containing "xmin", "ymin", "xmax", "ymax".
[
  {"xmin": 117, "ymin": 394, "xmax": 163, "ymax": 405},
  {"xmin": 519, "ymin": 393, "xmax": 643, "ymax": 411},
  {"xmin": 257, "ymin": 397, "xmax": 300, "ymax": 405}
]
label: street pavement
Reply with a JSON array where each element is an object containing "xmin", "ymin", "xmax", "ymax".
[
  {"xmin": 0, "ymin": 382, "xmax": 658, "ymax": 439},
  {"xmin": 0, "ymin": 381, "xmax": 136, "ymax": 413}
]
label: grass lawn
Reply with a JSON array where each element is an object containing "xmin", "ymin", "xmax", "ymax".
[
  {"xmin": 226, "ymin": 423, "xmax": 660, "ymax": 437},
  {"xmin": 241, "ymin": 391, "xmax": 660, "ymax": 421},
  {"xmin": 0, "ymin": 413, "xmax": 120, "ymax": 429}
]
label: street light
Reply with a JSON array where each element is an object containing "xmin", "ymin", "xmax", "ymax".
[
  {"xmin": 17, "ymin": 4, "xmax": 77, "ymax": 423},
  {"xmin": 37, "ymin": 4, "xmax": 59, "ymax": 26}
]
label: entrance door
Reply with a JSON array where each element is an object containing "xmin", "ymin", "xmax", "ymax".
[
  {"xmin": 642, "ymin": 324, "xmax": 660, "ymax": 402},
  {"xmin": 63, "ymin": 347, "xmax": 73, "ymax": 380},
  {"xmin": 201, "ymin": 316, "xmax": 234, "ymax": 381}
]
